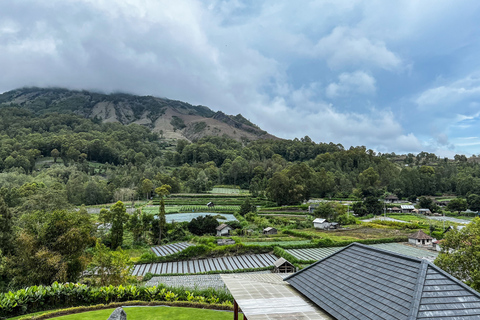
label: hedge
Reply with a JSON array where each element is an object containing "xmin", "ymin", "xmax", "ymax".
[
  {"xmin": 0, "ymin": 282, "xmax": 233, "ymax": 319},
  {"xmin": 17, "ymin": 301, "xmax": 234, "ymax": 320}
]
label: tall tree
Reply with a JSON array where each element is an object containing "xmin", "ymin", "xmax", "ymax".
[
  {"xmin": 447, "ymin": 198, "xmax": 467, "ymax": 215},
  {"xmin": 155, "ymin": 184, "xmax": 171, "ymax": 244},
  {"xmin": 435, "ymin": 218, "xmax": 480, "ymax": 290},
  {"xmin": 110, "ymin": 201, "xmax": 128, "ymax": 249},
  {"xmin": 141, "ymin": 178, "xmax": 153, "ymax": 200}
]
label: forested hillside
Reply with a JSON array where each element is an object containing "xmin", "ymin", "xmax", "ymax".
[{"xmin": 0, "ymin": 103, "xmax": 479, "ymax": 209}]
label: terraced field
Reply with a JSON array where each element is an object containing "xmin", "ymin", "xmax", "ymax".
[
  {"xmin": 151, "ymin": 242, "xmax": 193, "ymax": 257},
  {"xmin": 132, "ymin": 253, "xmax": 277, "ymax": 276},
  {"xmin": 285, "ymin": 243, "xmax": 439, "ymax": 262}
]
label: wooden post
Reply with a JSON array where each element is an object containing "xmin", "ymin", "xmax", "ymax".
[{"xmin": 234, "ymin": 299, "xmax": 238, "ymax": 320}]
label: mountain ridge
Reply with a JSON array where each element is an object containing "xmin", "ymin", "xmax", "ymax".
[{"xmin": 0, "ymin": 87, "xmax": 278, "ymax": 143}]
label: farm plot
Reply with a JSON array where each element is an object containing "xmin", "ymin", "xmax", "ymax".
[
  {"xmin": 179, "ymin": 205, "xmax": 240, "ymax": 212},
  {"xmin": 165, "ymin": 212, "xmax": 237, "ymax": 223},
  {"xmin": 151, "ymin": 242, "xmax": 193, "ymax": 257},
  {"xmin": 132, "ymin": 253, "xmax": 277, "ymax": 276},
  {"xmin": 285, "ymin": 242, "xmax": 438, "ymax": 262}
]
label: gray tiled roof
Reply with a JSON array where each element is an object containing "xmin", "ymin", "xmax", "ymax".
[{"xmin": 284, "ymin": 243, "xmax": 480, "ymax": 320}]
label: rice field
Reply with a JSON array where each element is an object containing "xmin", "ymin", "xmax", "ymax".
[
  {"xmin": 151, "ymin": 242, "xmax": 194, "ymax": 257},
  {"xmin": 285, "ymin": 242, "xmax": 439, "ymax": 262},
  {"xmin": 132, "ymin": 253, "xmax": 277, "ymax": 276}
]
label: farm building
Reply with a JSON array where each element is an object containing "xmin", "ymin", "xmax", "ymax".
[
  {"xmin": 216, "ymin": 223, "xmax": 232, "ymax": 236},
  {"xmin": 313, "ymin": 218, "xmax": 339, "ymax": 230},
  {"xmin": 207, "ymin": 201, "xmax": 215, "ymax": 208},
  {"xmin": 401, "ymin": 204, "xmax": 415, "ymax": 213},
  {"xmin": 387, "ymin": 206, "xmax": 401, "ymax": 213},
  {"xmin": 384, "ymin": 194, "xmax": 399, "ymax": 203},
  {"xmin": 408, "ymin": 229, "xmax": 433, "ymax": 247},
  {"xmin": 263, "ymin": 227, "xmax": 277, "ymax": 235},
  {"xmin": 313, "ymin": 218, "xmax": 328, "ymax": 229},
  {"xmin": 418, "ymin": 208, "xmax": 432, "ymax": 215},
  {"xmin": 273, "ymin": 257, "xmax": 295, "ymax": 273}
]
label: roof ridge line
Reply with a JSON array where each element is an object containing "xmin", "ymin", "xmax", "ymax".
[{"xmin": 408, "ymin": 260, "xmax": 428, "ymax": 320}]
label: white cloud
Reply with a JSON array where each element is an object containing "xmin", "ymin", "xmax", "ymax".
[
  {"xmin": 326, "ymin": 71, "xmax": 376, "ymax": 98},
  {"xmin": 416, "ymin": 76, "xmax": 480, "ymax": 110},
  {"xmin": 313, "ymin": 27, "xmax": 402, "ymax": 71}
]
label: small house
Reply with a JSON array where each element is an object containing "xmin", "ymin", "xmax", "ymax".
[
  {"xmin": 384, "ymin": 195, "xmax": 399, "ymax": 203},
  {"xmin": 313, "ymin": 218, "xmax": 328, "ymax": 229},
  {"xmin": 207, "ymin": 202, "xmax": 215, "ymax": 208},
  {"xmin": 313, "ymin": 218, "xmax": 340, "ymax": 230},
  {"xmin": 217, "ymin": 238, "xmax": 236, "ymax": 246},
  {"xmin": 263, "ymin": 227, "xmax": 277, "ymax": 235},
  {"xmin": 273, "ymin": 257, "xmax": 296, "ymax": 273},
  {"xmin": 216, "ymin": 223, "xmax": 232, "ymax": 236},
  {"xmin": 418, "ymin": 208, "xmax": 432, "ymax": 215},
  {"xmin": 387, "ymin": 207, "xmax": 402, "ymax": 213},
  {"xmin": 401, "ymin": 205, "xmax": 415, "ymax": 213},
  {"xmin": 408, "ymin": 230, "xmax": 433, "ymax": 247}
]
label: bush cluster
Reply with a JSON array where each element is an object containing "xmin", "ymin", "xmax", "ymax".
[{"xmin": 0, "ymin": 282, "xmax": 232, "ymax": 319}]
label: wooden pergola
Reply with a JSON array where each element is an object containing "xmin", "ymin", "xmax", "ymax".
[{"xmin": 221, "ymin": 273, "xmax": 333, "ymax": 320}]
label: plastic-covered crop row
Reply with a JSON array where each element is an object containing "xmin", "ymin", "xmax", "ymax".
[
  {"xmin": 151, "ymin": 242, "xmax": 193, "ymax": 257},
  {"xmin": 132, "ymin": 253, "xmax": 277, "ymax": 276}
]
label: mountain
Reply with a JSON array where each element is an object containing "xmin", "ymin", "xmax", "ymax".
[{"xmin": 0, "ymin": 87, "xmax": 277, "ymax": 142}]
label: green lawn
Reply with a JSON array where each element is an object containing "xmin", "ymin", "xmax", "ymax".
[{"xmin": 14, "ymin": 307, "xmax": 240, "ymax": 320}]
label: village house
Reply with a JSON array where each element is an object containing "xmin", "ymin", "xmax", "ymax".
[
  {"xmin": 408, "ymin": 229, "xmax": 433, "ymax": 247},
  {"xmin": 401, "ymin": 204, "xmax": 415, "ymax": 213},
  {"xmin": 216, "ymin": 223, "xmax": 232, "ymax": 236},
  {"xmin": 313, "ymin": 218, "xmax": 339, "ymax": 230},
  {"xmin": 418, "ymin": 208, "xmax": 432, "ymax": 215},
  {"xmin": 384, "ymin": 194, "xmax": 399, "ymax": 203},
  {"xmin": 387, "ymin": 206, "xmax": 401, "ymax": 213},
  {"xmin": 263, "ymin": 227, "xmax": 277, "ymax": 235}
]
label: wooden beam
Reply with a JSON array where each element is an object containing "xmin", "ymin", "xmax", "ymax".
[{"xmin": 234, "ymin": 299, "xmax": 238, "ymax": 320}]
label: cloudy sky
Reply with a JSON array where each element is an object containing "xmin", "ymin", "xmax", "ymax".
[{"xmin": 1, "ymin": 0, "xmax": 480, "ymax": 157}]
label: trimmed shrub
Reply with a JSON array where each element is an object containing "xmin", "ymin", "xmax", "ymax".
[{"xmin": 0, "ymin": 282, "xmax": 233, "ymax": 319}]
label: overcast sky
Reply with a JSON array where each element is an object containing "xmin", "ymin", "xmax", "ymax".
[{"xmin": 1, "ymin": 1, "xmax": 480, "ymax": 157}]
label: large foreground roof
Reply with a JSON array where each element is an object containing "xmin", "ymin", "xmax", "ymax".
[
  {"xmin": 221, "ymin": 273, "xmax": 333, "ymax": 319},
  {"xmin": 284, "ymin": 243, "xmax": 480, "ymax": 320}
]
